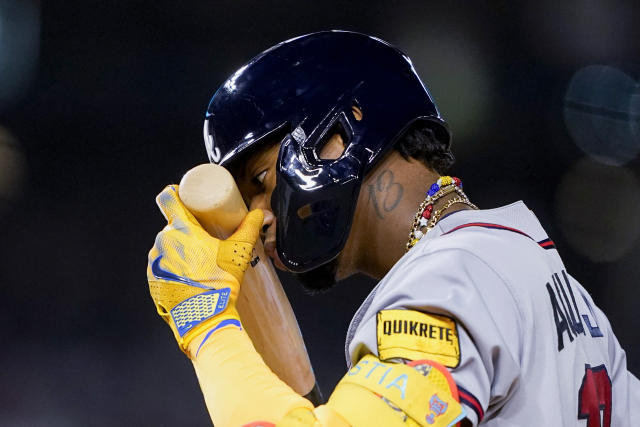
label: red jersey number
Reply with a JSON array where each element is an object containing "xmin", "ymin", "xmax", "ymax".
[{"xmin": 578, "ymin": 365, "xmax": 612, "ymax": 427}]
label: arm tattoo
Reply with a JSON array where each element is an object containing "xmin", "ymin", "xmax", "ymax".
[{"xmin": 367, "ymin": 169, "xmax": 403, "ymax": 220}]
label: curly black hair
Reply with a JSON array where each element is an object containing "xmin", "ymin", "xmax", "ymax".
[{"xmin": 394, "ymin": 122, "xmax": 455, "ymax": 175}]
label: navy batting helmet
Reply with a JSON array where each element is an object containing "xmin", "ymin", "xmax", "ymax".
[{"xmin": 204, "ymin": 30, "xmax": 449, "ymax": 272}]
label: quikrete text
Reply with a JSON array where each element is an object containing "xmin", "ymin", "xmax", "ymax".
[{"xmin": 382, "ymin": 319, "xmax": 454, "ymax": 343}]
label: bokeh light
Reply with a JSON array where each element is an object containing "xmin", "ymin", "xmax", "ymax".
[
  {"xmin": 555, "ymin": 157, "xmax": 640, "ymax": 262},
  {"xmin": 564, "ymin": 65, "xmax": 640, "ymax": 166}
]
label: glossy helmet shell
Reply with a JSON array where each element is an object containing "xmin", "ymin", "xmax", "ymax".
[{"xmin": 204, "ymin": 30, "xmax": 449, "ymax": 272}]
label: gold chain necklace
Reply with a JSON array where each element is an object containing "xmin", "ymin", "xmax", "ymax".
[{"xmin": 406, "ymin": 177, "xmax": 478, "ymax": 251}]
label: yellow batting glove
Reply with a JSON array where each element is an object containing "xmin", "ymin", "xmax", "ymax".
[{"xmin": 146, "ymin": 185, "xmax": 264, "ymax": 354}]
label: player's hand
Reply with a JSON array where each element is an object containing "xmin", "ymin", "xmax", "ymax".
[{"xmin": 146, "ymin": 185, "xmax": 263, "ymax": 353}]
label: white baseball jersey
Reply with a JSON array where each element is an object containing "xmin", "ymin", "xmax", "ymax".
[{"xmin": 345, "ymin": 201, "xmax": 640, "ymax": 426}]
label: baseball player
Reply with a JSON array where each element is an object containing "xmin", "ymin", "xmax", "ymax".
[{"xmin": 147, "ymin": 31, "xmax": 640, "ymax": 426}]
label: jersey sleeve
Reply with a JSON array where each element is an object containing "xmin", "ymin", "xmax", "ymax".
[{"xmin": 354, "ymin": 248, "xmax": 525, "ymax": 425}]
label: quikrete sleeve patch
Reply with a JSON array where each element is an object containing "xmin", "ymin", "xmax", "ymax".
[{"xmin": 377, "ymin": 310, "xmax": 460, "ymax": 368}]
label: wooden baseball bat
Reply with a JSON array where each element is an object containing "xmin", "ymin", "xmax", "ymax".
[{"xmin": 178, "ymin": 163, "xmax": 319, "ymax": 401}]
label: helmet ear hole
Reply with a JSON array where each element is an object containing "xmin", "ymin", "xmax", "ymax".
[
  {"xmin": 317, "ymin": 121, "xmax": 348, "ymax": 160},
  {"xmin": 317, "ymin": 133, "xmax": 346, "ymax": 160},
  {"xmin": 351, "ymin": 101, "xmax": 363, "ymax": 121}
]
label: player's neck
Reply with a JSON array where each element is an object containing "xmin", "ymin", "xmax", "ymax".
[
  {"xmin": 338, "ymin": 154, "xmax": 441, "ymax": 280},
  {"xmin": 365, "ymin": 184, "xmax": 474, "ymax": 278}
]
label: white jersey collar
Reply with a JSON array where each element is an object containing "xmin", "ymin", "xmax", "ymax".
[{"xmin": 422, "ymin": 200, "xmax": 551, "ymax": 244}]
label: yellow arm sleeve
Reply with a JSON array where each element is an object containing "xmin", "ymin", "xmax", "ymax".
[
  {"xmin": 189, "ymin": 326, "xmax": 314, "ymax": 427},
  {"xmin": 189, "ymin": 329, "xmax": 465, "ymax": 427},
  {"xmin": 277, "ymin": 355, "xmax": 467, "ymax": 427}
]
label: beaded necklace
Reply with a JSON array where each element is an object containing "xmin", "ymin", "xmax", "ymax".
[{"xmin": 406, "ymin": 176, "xmax": 478, "ymax": 251}]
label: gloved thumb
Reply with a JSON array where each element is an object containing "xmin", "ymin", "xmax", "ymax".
[
  {"xmin": 156, "ymin": 185, "xmax": 198, "ymax": 227},
  {"xmin": 227, "ymin": 209, "xmax": 264, "ymax": 245},
  {"xmin": 217, "ymin": 209, "xmax": 264, "ymax": 282}
]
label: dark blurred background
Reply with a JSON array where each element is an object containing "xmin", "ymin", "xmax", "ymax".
[{"xmin": 0, "ymin": 1, "xmax": 639, "ymax": 425}]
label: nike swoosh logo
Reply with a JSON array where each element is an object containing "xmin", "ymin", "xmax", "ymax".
[{"xmin": 151, "ymin": 255, "xmax": 212, "ymax": 290}]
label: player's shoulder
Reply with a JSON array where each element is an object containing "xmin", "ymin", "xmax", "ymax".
[
  {"xmin": 411, "ymin": 201, "xmax": 552, "ymax": 262},
  {"xmin": 384, "ymin": 201, "xmax": 559, "ymax": 312}
]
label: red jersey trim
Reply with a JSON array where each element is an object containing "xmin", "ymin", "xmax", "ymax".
[
  {"xmin": 457, "ymin": 385, "xmax": 484, "ymax": 421},
  {"xmin": 443, "ymin": 222, "xmax": 556, "ymax": 250}
]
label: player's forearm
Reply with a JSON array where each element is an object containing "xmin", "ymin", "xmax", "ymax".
[{"xmin": 189, "ymin": 326, "xmax": 314, "ymax": 426}]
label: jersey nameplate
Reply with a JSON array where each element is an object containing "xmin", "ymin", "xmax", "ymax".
[{"xmin": 377, "ymin": 310, "xmax": 460, "ymax": 368}]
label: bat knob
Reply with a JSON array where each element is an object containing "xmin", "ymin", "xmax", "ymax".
[{"xmin": 179, "ymin": 163, "xmax": 248, "ymax": 238}]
